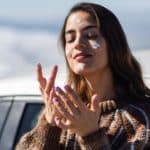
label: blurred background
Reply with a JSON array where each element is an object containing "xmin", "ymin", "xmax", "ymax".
[{"xmin": 0, "ymin": 0, "xmax": 149, "ymax": 94}]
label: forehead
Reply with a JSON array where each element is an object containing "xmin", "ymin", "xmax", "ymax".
[{"xmin": 65, "ymin": 11, "xmax": 97, "ymax": 31}]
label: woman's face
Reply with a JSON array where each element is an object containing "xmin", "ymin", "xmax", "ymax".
[{"xmin": 65, "ymin": 11, "xmax": 109, "ymax": 76}]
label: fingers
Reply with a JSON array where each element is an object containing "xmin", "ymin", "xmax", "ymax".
[
  {"xmin": 48, "ymin": 88, "xmax": 55, "ymax": 110},
  {"xmin": 90, "ymin": 94, "xmax": 101, "ymax": 112},
  {"xmin": 64, "ymin": 85, "xmax": 85, "ymax": 111},
  {"xmin": 37, "ymin": 64, "xmax": 58, "ymax": 96},
  {"xmin": 55, "ymin": 87, "xmax": 80, "ymax": 117},
  {"xmin": 45, "ymin": 65, "xmax": 58, "ymax": 95},
  {"xmin": 37, "ymin": 63, "xmax": 46, "ymax": 89},
  {"xmin": 37, "ymin": 64, "xmax": 58, "ymax": 108},
  {"xmin": 53, "ymin": 97, "xmax": 74, "ymax": 122}
]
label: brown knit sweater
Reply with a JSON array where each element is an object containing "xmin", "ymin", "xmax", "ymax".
[{"xmin": 16, "ymin": 100, "xmax": 150, "ymax": 150}]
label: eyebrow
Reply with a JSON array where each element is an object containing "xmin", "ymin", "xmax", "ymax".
[{"xmin": 65, "ymin": 25, "xmax": 98, "ymax": 34}]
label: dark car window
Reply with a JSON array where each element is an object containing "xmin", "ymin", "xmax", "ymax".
[
  {"xmin": 14, "ymin": 103, "xmax": 43, "ymax": 147},
  {"xmin": 0, "ymin": 101, "xmax": 12, "ymax": 138}
]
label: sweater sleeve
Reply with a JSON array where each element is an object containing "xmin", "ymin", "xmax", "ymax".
[
  {"xmin": 77, "ymin": 101, "xmax": 150, "ymax": 150},
  {"xmin": 119, "ymin": 102, "xmax": 150, "ymax": 150},
  {"xmin": 118, "ymin": 126, "xmax": 150, "ymax": 150},
  {"xmin": 15, "ymin": 110, "xmax": 63, "ymax": 150},
  {"xmin": 77, "ymin": 128, "xmax": 111, "ymax": 150}
]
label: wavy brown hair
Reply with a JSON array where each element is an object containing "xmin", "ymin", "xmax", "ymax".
[{"xmin": 59, "ymin": 2, "xmax": 150, "ymax": 103}]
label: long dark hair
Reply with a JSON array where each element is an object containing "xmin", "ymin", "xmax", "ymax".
[{"xmin": 59, "ymin": 2, "xmax": 150, "ymax": 103}]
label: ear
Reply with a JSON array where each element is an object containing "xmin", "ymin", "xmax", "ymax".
[{"xmin": 90, "ymin": 94, "xmax": 101, "ymax": 112}]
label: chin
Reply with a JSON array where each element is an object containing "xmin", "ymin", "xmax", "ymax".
[
  {"xmin": 73, "ymin": 69, "xmax": 90, "ymax": 76},
  {"xmin": 70, "ymin": 64, "xmax": 96, "ymax": 76}
]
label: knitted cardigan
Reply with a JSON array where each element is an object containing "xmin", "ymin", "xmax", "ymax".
[{"xmin": 16, "ymin": 100, "xmax": 150, "ymax": 150}]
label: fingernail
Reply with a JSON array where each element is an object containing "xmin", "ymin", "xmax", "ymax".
[
  {"xmin": 37, "ymin": 63, "xmax": 41, "ymax": 67},
  {"xmin": 55, "ymin": 86, "xmax": 61, "ymax": 93},
  {"xmin": 52, "ymin": 97, "xmax": 59, "ymax": 104},
  {"xmin": 64, "ymin": 85, "xmax": 70, "ymax": 90},
  {"xmin": 54, "ymin": 65, "xmax": 58, "ymax": 69}
]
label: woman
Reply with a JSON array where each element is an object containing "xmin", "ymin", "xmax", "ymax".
[{"xmin": 16, "ymin": 2, "xmax": 150, "ymax": 150}]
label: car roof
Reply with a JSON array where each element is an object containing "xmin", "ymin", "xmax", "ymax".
[{"xmin": 0, "ymin": 94, "xmax": 42, "ymax": 102}]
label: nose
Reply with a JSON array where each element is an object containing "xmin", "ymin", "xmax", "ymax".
[{"xmin": 74, "ymin": 35, "xmax": 86, "ymax": 49}]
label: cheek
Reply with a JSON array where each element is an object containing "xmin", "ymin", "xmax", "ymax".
[
  {"xmin": 65, "ymin": 49, "xmax": 70, "ymax": 56},
  {"xmin": 65, "ymin": 45, "xmax": 72, "ymax": 57},
  {"xmin": 65, "ymin": 47, "xmax": 73, "ymax": 68}
]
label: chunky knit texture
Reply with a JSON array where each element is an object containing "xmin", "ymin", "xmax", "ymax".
[{"xmin": 16, "ymin": 100, "xmax": 150, "ymax": 150}]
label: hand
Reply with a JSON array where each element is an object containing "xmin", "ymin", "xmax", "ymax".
[
  {"xmin": 52, "ymin": 85, "xmax": 102, "ymax": 136},
  {"xmin": 36, "ymin": 64, "xmax": 62, "ymax": 125}
]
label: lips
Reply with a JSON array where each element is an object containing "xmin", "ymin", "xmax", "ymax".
[{"xmin": 73, "ymin": 52, "xmax": 93, "ymax": 61}]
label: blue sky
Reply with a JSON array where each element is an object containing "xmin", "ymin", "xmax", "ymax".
[
  {"xmin": 0, "ymin": 0, "xmax": 149, "ymax": 81},
  {"xmin": 0, "ymin": 0, "xmax": 149, "ymax": 50},
  {"xmin": 0, "ymin": 0, "xmax": 149, "ymax": 22}
]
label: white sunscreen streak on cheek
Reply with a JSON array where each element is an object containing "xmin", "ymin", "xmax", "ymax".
[{"xmin": 91, "ymin": 41, "xmax": 101, "ymax": 49}]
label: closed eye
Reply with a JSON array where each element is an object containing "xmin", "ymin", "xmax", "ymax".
[
  {"xmin": 86, "ymin": 33, "xmax": 98, "ymax": 39},
  {"xmin": 65, "ymin": 34, "xmax": 75, "ymax": 43}
]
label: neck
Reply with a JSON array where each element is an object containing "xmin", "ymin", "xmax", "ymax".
[{"xmin": 85, "ymin": 68, "xmax": 115, "ymax": 101}]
